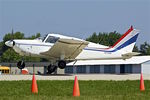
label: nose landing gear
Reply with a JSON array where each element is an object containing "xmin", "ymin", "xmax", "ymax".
[{"xmin": 17, "ymin": 60, "xmax": 25, "ymax": 69}]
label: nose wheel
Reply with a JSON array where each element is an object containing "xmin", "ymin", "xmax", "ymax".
[{"xmin": 17, "ymin": 60, "xmax": 25, "ymax": 69}]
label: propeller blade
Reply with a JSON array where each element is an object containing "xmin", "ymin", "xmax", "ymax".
[
  {"xmin": 13, "ymin": 41, "xmax": 15, "ymax": 46},
  {"xmin": 11, "ymin": 29, "xmax": 14, "ymax": 41}
]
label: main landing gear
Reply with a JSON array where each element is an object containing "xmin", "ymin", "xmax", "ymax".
[
  {"xmin": 17, "ymin": 60, "xmax": 66, "ymax": 74},
  {"xmin": 47, "ymin": 60, "xmax": 66, "ymax": 74},
  {"xmin": 47, "ymin": 64, "xmax": 57, "ymax": 74},
  {"xmin": 58, "ymin": 60, "xmax": 66, "ymax": 69}
]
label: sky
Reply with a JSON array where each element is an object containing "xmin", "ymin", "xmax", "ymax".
[{"xmin": 0, "ymin": 0, "xmax": 150, "ymax": 46}]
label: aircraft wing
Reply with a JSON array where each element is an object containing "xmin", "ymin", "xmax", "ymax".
[{"xmin": 40, "ymin": 38, "xmax": 89, "ymax": 60}]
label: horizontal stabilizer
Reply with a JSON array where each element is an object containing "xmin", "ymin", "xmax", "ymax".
[{"xmin": 122, "ymin": 52, "xmax": 141, "ymax": 59}]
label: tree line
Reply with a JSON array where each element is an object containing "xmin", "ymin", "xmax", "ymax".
[{"xmin": 0, "ymin": 31, "xmax": 150, "ymax": 62}]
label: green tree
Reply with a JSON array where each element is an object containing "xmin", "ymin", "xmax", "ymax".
[
  {"xmin": 1, "ymin": 49, "xmax": 21, "ymax": 62},
  {"xmin": 28, "ymin": 33, "xmax": 41, "ymax": 39},
  {"xmin": 0, "ymin": 42, "xmax": 3, "ymax": 55},
  {"xmin": 23, "ymin": 56, "xmax": 41, "ymax": 62},
  {"xmin": 133, "ymin": 45, "xmax": 139, "ymax": 52},
  {"xmin": 86, "ymin": 32, "xmax": 99, "ymax": 43},
  {"xmin": 140, "ymin": 42, "xmax": 150, "ymax": 55},
  {"xmin": 108, "ymin": 31, "xmax": 121, "ymax": 46},
  {"xmin": 86, "ymin": 31, "xmax": 121, "ymax": 46},
  {"xmin": 3, "ymin": 32, "xmax": 24, "ymax": 42}
]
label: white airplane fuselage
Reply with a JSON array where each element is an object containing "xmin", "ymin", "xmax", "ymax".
[
  {"xmin": 5, "ymin": 27, "xmax": 140, "ymax": 61},
  {"xmin": 4, "ymin": 26, "xmax": 140, "ymax": 73},
  {"xmin": 11, "ymin": 39, "xmax": 122, "ymax": 60}
]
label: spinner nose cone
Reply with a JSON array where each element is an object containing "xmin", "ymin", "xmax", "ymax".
[{"xmin": 5, "ymin": 40, "xmax": 14, "ymax": 47}]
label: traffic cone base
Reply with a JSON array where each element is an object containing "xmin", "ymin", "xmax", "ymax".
[
  {"xmin": 73, "ymin": 76, "xmax": 80, "ymax": 96},
  {"xmin": 31, "ymin": 74, "xmax": 38, "ymax": 94},
  {"xmin": 140, "ymin": 73, "xmax": 145, "ymax": 91}
]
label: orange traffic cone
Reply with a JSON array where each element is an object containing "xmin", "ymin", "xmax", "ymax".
[
  {"xmin": 140, "ymin": 73, "xmax": 145, "ymax": 91},
  {"xmin": 73, "ymin": 76, "xmax": 80, "ymax": 96},
  {"xmin": 22, "ymin": 68, "xmax": 29, "ymax": 74},
  {"xmin": 31, "ymin": 74, "xmax": 38, "ymax": 94}
]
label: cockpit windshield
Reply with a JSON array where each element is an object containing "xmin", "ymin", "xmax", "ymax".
[
  {"xmin": 45, "ymin": 36, "xmax": 59, "ymax": 43},
  {"xmin": 42, "ymin": 34, "xmax": 48, "ymax": 42}
]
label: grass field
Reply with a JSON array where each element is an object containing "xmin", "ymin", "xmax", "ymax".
[{"xmin": 0, "ymin": 80, "xmax": 150, "ymax": 100}]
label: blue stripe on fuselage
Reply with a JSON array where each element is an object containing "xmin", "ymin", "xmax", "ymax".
[{"xmin": 84, "ymin": 33, "xmax": 139, "ymax": 52}]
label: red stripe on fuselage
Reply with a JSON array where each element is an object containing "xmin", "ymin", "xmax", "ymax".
[{"xmin": 112, "ymin": 26, "xmax": 133, "ymax": 48}]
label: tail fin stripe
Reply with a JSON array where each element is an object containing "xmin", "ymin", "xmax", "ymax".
[
  {"xmin": 84, "ymin": 33, "xmax": 139, "ymax": 52},
  {"xmin": 115, "ymin": 33, "xmax": 139, "ymax": 51},
  {"xmin": 112, "ymin": 26, "xmax": 133, "ymax": 48}
]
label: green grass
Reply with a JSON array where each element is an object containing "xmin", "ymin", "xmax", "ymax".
[{"xmin": 0, "ymin": 80, "xmax": 150, "ymax": 100}]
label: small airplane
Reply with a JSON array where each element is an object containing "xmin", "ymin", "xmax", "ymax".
[{"xmin": 5, "ymin": 26, "xmax": 140, "ymax": 74}]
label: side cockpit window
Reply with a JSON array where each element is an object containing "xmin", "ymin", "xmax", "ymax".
[{"xmin": 45, "ymin": 36, "xmax": 59, "ymax": 43}]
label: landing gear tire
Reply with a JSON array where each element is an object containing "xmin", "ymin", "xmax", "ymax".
[
  {"xmin": 47, "ymin": 65, "xmax": 57, "ymax": 74},
  {"xmin": 58, "ymin": 60, "xmax": 66, "ymax": 69},
  {"xmin": 17, "ymin": 61, "xmax": 25, "ymax": 69}
]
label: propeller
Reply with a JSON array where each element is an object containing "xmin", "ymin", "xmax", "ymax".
[
  {"xmin": 5, "ymin": 29, "xmax": 16, "ymax": 47},
  {"xmin": 11, "ymin": 29, "xmax": 14, "ymax": 41}
]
